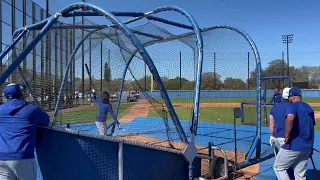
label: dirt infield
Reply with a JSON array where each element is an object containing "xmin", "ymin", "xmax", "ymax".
[
  {"xmin": 46, "ymin": 104, "xmax": 95, "ymax": 115},
  {"xmin": 119, "ymin": 104, "xmax": 150, "ymax": 123},
  {"xmin": 121, "ymin": 135, "xmax": 259, "ymax": 179}
]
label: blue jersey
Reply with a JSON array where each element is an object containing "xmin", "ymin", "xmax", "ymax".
[
  {"xmin": 270, "ymin": 93, "xmax": 282, "ymax": 103},
  {"xmin": 92, "ymin": 96, "xmax": 118, "ymax": 123},
  {"xmin": 270, "ymin": 101, "xmax": 290, "ymax": 138},
  {"xmin": 283, "ymin": 101, "xmax": 315, "ymax": 151},
  {"xmin": 0, "ymin": 99, "xmax": 50, "ymax": 160}
]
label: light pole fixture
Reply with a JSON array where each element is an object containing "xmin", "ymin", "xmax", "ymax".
[{"xmin": 282, "ymin": 34, "xmax": 294, "ymax": 77}]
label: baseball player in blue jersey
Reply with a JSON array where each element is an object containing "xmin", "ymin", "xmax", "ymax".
[
  {"xmin": 0, "ymin": 83, "xmax": 50, "ymax": 180},
  {"xmin": 269, "ymin": 87, "xmax": 295, "ymax": 179},
  {"xmin": 274, "ymin": 87, "xmax": 315, "ymax": 180},
  {"xmin": 91, "ymin": 89, "xmax": 119, "ymax": 136},
  {"xmin": 269, "ymin": 87, "xmax": 291, "ymax": 152},
  {"xmin": 270, "ymin": 87, "xmax": 282, "ymax": 104}
]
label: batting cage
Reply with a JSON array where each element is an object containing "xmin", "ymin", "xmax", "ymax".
[
  {"xmin": 0, "ymin": 2, "xmax": 269, "ymax": 179},
  {"xmin": 241, "ymin": 76, "xmax": 290, "ymax": 127}
]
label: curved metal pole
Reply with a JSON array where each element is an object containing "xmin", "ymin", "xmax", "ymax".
[
  {"xmin": 116, "ymin": 40, "xmax": 161, "ymax": 116},
  {"xmin": 189, "ymin": 25, "xmax": 262, "ymax": 159},
  {"xmin": 55, "ymin": 3, "xmax": 193, "ymax": 143},
  {"xmin": 119, "ymin": 5, "xmax": 204, "ymax": 144},
  {"xmin": 201, "ymin": 25, "xmax": 262, "ymax": 160},
  {"xmin": 13, "ymin": 17, "xmax": 50, "ymax": 39},
  {"xmin": 135, "ymin": 6, "xmax": 203, "ymax": 144},
  {"xmin": 53, "ymin": 28, "xmax": 106, "ymax": 120},
  {"xmin": 222, "ymin": 26, "xmax": 262, "ymax": 159},
  {"xmin": 119, "ymin": 25, "xmax": 262, "ymax": 144},
  {"xmin": 0, "ymin": 16, "xmax": 58, "ymax": 86},
  {"xmin": 0, "ymin": 30, "xmax": 27, "ymax": 63}
]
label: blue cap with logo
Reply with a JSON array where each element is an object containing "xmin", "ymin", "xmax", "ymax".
[
  {"xmin": 288, "ymin": 87, "xmax": 302, "ymax": 97},
  {"xmin": 3, "ymin": 83, "xmax": 23, "ymax": 99}
]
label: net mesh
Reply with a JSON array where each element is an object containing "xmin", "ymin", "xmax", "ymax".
[
  {"xmin": 1, "ymin": 19, "xmax": 261, "ymax": 177},
  {"xmin": 261, "ymin": 77, "xmax": 290, "ymax": 126},
  {"xmin": 193, "ymin": 28, "xmax": 258, "ymax": 174}
]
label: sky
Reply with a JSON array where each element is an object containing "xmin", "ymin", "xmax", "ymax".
[
  {"xmin": 2, "ymin": 0, "xmax": 320, "ymax": 81},
  {"xmin": 30, "ymin": 0, "xmax": 320, "ymax": 69}
]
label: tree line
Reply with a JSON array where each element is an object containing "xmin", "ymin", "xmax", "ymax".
[
  {"xmin": 2, "ymin": 59, "xmax": 318, "ymax": 98},
  {"xmin": 73, "ymin": 59, "xmax": 320, "ymax": 93}
]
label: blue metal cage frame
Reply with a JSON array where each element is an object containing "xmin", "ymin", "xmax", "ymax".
[
  {"xmin": 0, "ymin": 2, "xmax": 265, "ymax": 177},
  {"xmin": 262, "ymin": 76, "xmax": 290, "ymax": 125},
  {"xmin": 0, "ymin": 2, "xmax": 204, "ymax": 178}
]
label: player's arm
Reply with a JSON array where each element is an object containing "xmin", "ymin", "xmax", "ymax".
[
  {"xmin": 312, "ymin": 112, "xmax": 316, "ymax": 146},
  {"xmin": 285, "ymin": 105, "xmax": 297, "ymax": 143},
  {"xmin": 269, "ymin": 94, "xmax": 275, "ymax": 103},
  {"xmin": 269, "ymin": 115, "xmax": 275, "ymax": 137},
  {"xmin": 108, "ymin": 104, "xmax": 119, "ymax": 124},
  {"xmin": 90, "ymin": 89, "xmax": 101, "ymax": 103},
  {"xmin": 35, "ymin": 108, "xmax": 50, "ymax": 126},
  {"xmin": 285, "ymin": 114, "xmax": 294, "ymax": 139}
]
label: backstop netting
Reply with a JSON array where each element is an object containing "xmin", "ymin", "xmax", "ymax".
[
  {"xmin": 242, "ymin": 76, "xmax": 290, "ymax": 127},
  {"xmin": 2, "ymin": 19, "xmax": 262, "ymax": 177},
  {"xmin": 1, "ymin": 21, "xmax": 74, "ymax": 111},
  {"xmin": 188, "ymin": 27, "xmax": 259, "ymax": 171},
  {"xmin": 2, "ymin": 19, "xmax": 197, "ymax": 150},
  {"xmin": 264, "ymin": 77, "xmax": 290, "ymax": 103},
  {"xmin": 261, "ymin": 76, "xmax": 290, "ymax": 126}
]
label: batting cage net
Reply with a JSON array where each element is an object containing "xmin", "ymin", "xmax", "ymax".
[
  {"xmin": 241, "ymin": 76, "xmax": 290, "ymax": 127},
  {"xmin": 2, "ymin": 19, "xmax": 262, "ymax": 177},
  {"xmin": 2, "ymin": 20, "xmax": 196, "ymax": 149}
]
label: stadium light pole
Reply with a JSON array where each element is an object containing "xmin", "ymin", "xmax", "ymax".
[{"xmin": 282, "ymin": 34, "xmax": 293, "ymax": 77}]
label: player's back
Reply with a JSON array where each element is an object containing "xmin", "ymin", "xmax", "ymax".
[
  {"xmin": 284, "ymin": 101, "xmax": 315, "ymax": 151},
  {"xmin": 0, "ymin": 99, "xmax": 49, "ymax": 160},
  {"xmin": 93, "ymin": 97, "xmax": 112, "ymax": 122},
  {"xmin": 270, "ymin": 101, "xmax": 290, "ymax": 138},
  {"xmin": 293, "ymin": 101, "xmax": 315, "ymax": 141}
]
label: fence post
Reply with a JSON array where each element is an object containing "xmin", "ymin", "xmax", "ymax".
[
  {"xmin": 108, "ymin": 49, "xmax": 110, "ymax": 92},
  {"xmin": 247, "ymin": 52, "xmax": 250, "ymax": 90},
  {"xmin": 118, "ymin": 141, "xmax": 123, "ymax": 180},
  {"xmin": 213, "ymin": 52, "xmax": 216, "ymax": 89},
  {"xmin": 100, "ymin": 42, "xmax": 103, "ymax": 93},
  {"xmin": 179, "ymin": 51, "xmax": 182, "ymax": 91},
  {"xmin": 89, "ymin": 36, "xmax": 92, "ymax": 91}
]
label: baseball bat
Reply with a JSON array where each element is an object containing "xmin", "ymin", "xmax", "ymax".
[
  {"xmin": 310, "ymin": 156, "xmax": 320, "ymax": 180},
  {"xmin": 85, "ymin": 63, "xmax": 93, "ymax": 91}
]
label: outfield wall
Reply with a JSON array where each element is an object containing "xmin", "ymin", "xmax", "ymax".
[{"xmin": 141, "ymin": 90, "xmax": 320, "ymax": 99}]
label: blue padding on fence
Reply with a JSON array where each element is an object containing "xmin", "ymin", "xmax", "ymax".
[
  {"xmin": 123, "ymin": 143, "xmax": 201, "ymax": 180},
  {"xmin": 35, "ymin": 127, "xmax": 201, "ymax": 180},
  {"xmin": 36, "ymin": 127, "xmax": 119, "ymax": 180}
]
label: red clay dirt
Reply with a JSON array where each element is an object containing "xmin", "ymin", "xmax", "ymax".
[
  {"xmin": 119, "ymin": 104, "xmax": 150, "ymax": 123},
  {"xmin": 46, "ymin": 104, "xmax": 95, "ymax": 116},
  {"xmin": 121, "ymin": 135, "xmax": 259, "ymax": 179}
]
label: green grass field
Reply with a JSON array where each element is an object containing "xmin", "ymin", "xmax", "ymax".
[
  {"xmin": 55, "ymin": 103, "xmax": 133, "ymax": 124},
  {"xmin": 55, "ymin": 98, "xmax": 320, "ymax": 131},
  {"xmin": 148, "ymin": 106, "xmax": 271, "ymax": 126},
  {"xmin": 148, "ymin": 105, "xmax": 320, "ymax": 131}
]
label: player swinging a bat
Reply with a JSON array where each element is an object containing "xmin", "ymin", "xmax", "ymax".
[
  {"xmin": 91, "ymin": 89, "xmax": 120, "ymax": 136},
  {"xmin": 84, "ymin": 63, "xmax": 121, "ymax": 136}
]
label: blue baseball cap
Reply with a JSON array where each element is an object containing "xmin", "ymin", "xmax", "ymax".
[
  {"xmin": 3, "ymin": 83, "xmax": 23, "ymax": 99},
  {"xmin": 288, "ymin": 87, "xmax": 302, "ymax": 97}
]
